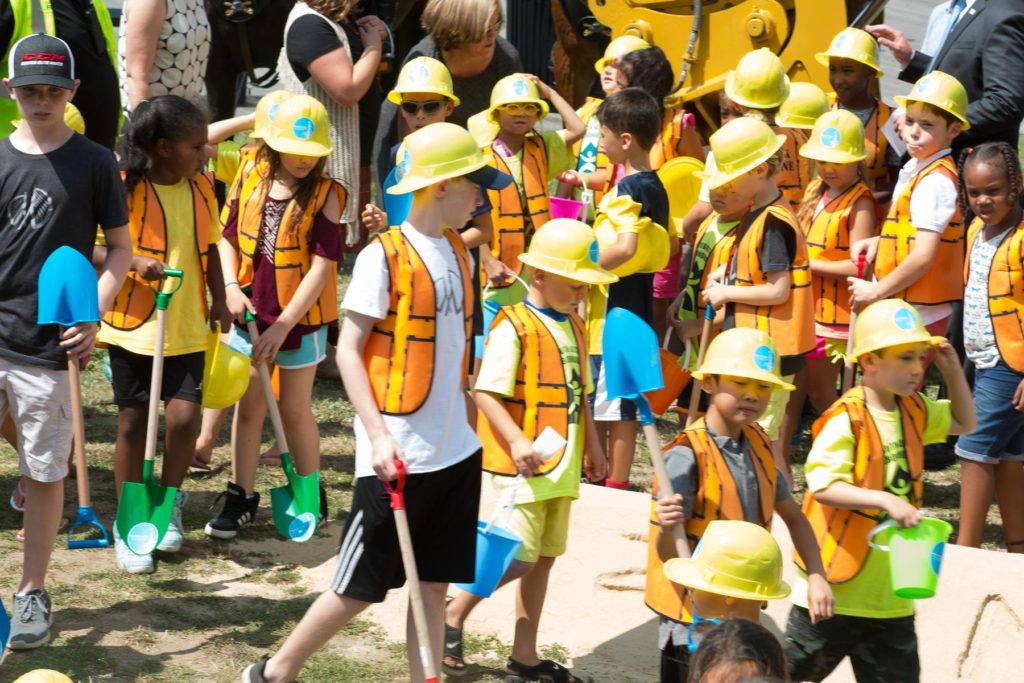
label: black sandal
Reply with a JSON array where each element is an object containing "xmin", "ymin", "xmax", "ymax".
[
  {"xmin": 441, "ymin": 622, "xmax": 468, "ymax": 677},
  {"xmin": 506, "ymin": 657, "xmax": 584, "ymax": 682}
]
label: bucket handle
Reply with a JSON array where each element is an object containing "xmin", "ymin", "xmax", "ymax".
[
  {"xmin": 661, "ymin": 329, "xmax": 692, "ymax": 368},
  {"xmin": 560, "ymin": 169, "xmax": 592, "ymax": 217},
  {"xmin": 867, "ymin": 519, "xmax": 897, "ymax": 552},
  {"xmin": 482, "ymin": 275, "xmax": 529, "ymax": 297},
  {"xmin": 483, "ymin": 428, "xmax": 565, "ymax": 535}
]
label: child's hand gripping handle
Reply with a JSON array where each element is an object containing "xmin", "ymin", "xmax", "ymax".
[
  {"xmin": 842, "ymin": 255, "xmax": 869, "ymax": 393},
  {"xmin": 685, "ymin": 302, "xmax": 715, "ymax": 427},
  {"xmin": 381, "ymin": 458, "xmax": 407, "ymax": 511}
]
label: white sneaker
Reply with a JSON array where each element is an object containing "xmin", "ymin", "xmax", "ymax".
[
  {"xmin": 157, "ymin": 489, "xmax": 188, "ymax": 553},
  {"xmin": 114, "ymin": 525, "xmax": 155, "ymax": 574}
]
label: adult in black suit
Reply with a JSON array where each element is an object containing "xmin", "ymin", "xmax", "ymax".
[{"xmin": 869, "ymin": 0, "xmax": 1024, "ymax": 154}]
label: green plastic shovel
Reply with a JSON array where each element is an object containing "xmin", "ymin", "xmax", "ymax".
[
  {"xmin": 116, "ymin": 269, "xmax": 183, "ymax": 555},
  {"xmin": 245, "ymin": 312, "xmax": 320, "ymax": 542}
]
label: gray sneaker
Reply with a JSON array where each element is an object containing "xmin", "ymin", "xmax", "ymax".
[
  {"xmin": 158, "ymin": 489, "xmax": 188, "ymax": 553},
  {"xmin": 8, "ymin": 589, "xmax": 52, "ymax": 650}
]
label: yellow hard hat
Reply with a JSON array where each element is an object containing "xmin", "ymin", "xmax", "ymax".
[
  {"xmin": 265, "ymin": 94, "xmax": 332, "ymax": 157},
  {"xmin": 664, "ymin": 520, "xmax": 791, "ymax": 601},
  {"xmin": 894, "ymin": 71, "xmax": 970, "ymax": 130},
  {"xmin": 387, "ymin": 56, "xmax": 460, "ymax": 106},
  {"xmin": 850, "ymin": 299, "xmax": 945, "ymax": 360},
  {"xmin": 593, "ymin": 192, "xmax": 670, "ymax": 276},
  {"xmin": 201, "ymin": 327, "xmax": 252, "ymax": 409},
  {"xmin": 387, "ymin": 121, "xmax": 513, "ymax": 195},
  {"xmin": 775, "ymin": 82, "xmax": 830, "ymax": 130},
  {"xmin": 487, "ymin": 74, "xmax": 550, "ymax": 122},
  {"xmin": 815, "ymin": 27, "xmax": 884, "ymax": 76},
  {"xmin": 13, "ymin": 101, "xmax": 85, "ymax": 134},
  {"xmin": 695, "ymin": 117, "xmax": 786, "ymax": 190},
  {"xmin": 692, "ymin": 327, "xmax": 795, "ymax": 391},
  {"xmin": 594, "ymin": 34, "xmax": 651, "ymax": 73},
  {"xmin": 13, "ymin": 671, "xmax": 73, "ymax": 683},
  {"xmin": 799, "ymin": 109, "xmax": 868, "ymax": 163},
  {"xmin": 724, "ymin": 48, "xmax": 790, "ymax": 110},
  {"xmin": 250, "ymin": 90, "xmax": 292, "ymax": 140},
  {"xmin": 519, "ymin": 218, "xmax": 618, "ymax": 285},
  {"xmin": 658, "ymin": 156, "xmax": 705, "ymax": 237}
]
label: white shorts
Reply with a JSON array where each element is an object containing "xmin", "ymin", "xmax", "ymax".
[{"xmin": 0, "ymin": 356, "xmax": 72, "ymax": 482}]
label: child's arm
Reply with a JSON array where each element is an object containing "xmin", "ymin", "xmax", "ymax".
[
  {"xmin": 252, "ymin": 253, "xmax": 334, "ymax": 363},
  {"xmin": 480, "ymin": 246, "xmax": 517, "ymax": 286},
  {"xmin": 813, "ymin": 480, "xmax": 921, "ymax": 528},
  {"xmin": 682, "ymin": 201, "xmax": 713, "ymax": 243},
  {"xmin": 776, "ymin": 496, "xmax": 835, "ymax": 624},
  {"xmin": 362, "ymin": 204, "xmax": 386, "ymax": 233},
  {"xmin": 205, "ymin": 247, "xmax": 233, "ymax": 332},
  {"xmin": 704, "ymin": 270, "xmax": 790, "ymax": 310},
  {"xmin": 66, "ymin": 227, "xmax": 133, "ymax": 356},
  {"xmin": 655, "ymin": 493, "xmax": 688, "ymax": 562},
  {"xmin": 208, "ymin": 113, "xmax": 256, "ymax": 145},
  {"xmin": 582, "ymin": 400, "xmax": 607, "ymax": 482},
  {"xmin": 460, "ymin": 212, "xmax": 494, "ymax": 250},
  {"xmin": 810, "ymin": 196, "xmax": 876, "ymax": 279},
  {"xmin": 218, "ymin": 236, "xmax": 253, "ymax": 322},
  {"xmin": 121, "ymin": 0, "xmax": 164, "ymax": 110},
  {"xmin": 528, "ymin": 75, "xmax": 586, "ymax": 145},
  {"xmin": 933, "ymin": 340, "xmax": 977, "ymax": 435},
  {"xmin": 599, "ymin": 232, "xmax": 638, "ymax": 271},
  {"xmin": 474, "ymin": 390, "xmax": 544, "ymax": 475},
  {"xmin": 849, "ymin": 230, "xmax": 941, "ymax": 307}
]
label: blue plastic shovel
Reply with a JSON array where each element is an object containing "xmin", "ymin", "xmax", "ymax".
[
  {"xmin": 382, "ymin": 165, "xmax": 413, "ymax": 227},
  {"xmin": 37, "ymin": 246, "xmax": 109, "ymax": 549},
  {"xmin": 0, "ymin": 595, "xmax": 9, "ymax": 651},
  {"xmin": 602, "ymin": 307, "xmax": 690, "ymax": 559}
]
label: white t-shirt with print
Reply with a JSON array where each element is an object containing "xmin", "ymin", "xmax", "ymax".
[
  {"xmin": 963, "ymin": 226, "xmax": 1013, "ymax": 369},
  {"xmin": 342, "ymin": 223, "xmax": 481, "ymax": 477}
]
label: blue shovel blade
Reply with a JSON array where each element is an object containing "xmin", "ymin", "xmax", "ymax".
[
  {"xmin": 37, "ymin": 246, "xmax": 99, "ymax": 326},
  {"xmin": 0, "ymin": 595, "xmax": 10, "ymax": 651},
  {"xmin": 602, "ymin": 307, "xmax": 663, "ymax": 400},
  {"xmin": 382, "ymin": 166, "xmax": 413, "ymax": 227}
]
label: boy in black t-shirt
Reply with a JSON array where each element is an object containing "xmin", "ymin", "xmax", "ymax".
[
  {"xmin": 0, "ymin": 34, "xmax": 130, "ymax": 650},
  {"xmin": 587, "ymin": 88, "xmax": 671, "ymax": 490}
]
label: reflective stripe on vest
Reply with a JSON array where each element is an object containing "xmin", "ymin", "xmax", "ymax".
[
  {"xmin": 877, "ymin": 156, "xmax": 965, "ymax": 305},
  {"xmin": 802, "ymin": 180, "xmax": 877, "ymax": 325},
  {"xmin": 774, "ymin": 126, "xmax": 811, "ymax": 208},
  {"xmin": 730, "ymin": 202, "xmax": 816, "ymax": 357},
  {"xmin": 828, "ymin": 96, "xmax": 894, "ymax": 194},
  {"xmin": 236, "ymin": 165, "xmax": 343, "ymax": 327},
  {"xmin": 486, "ymin": 135, "xmax": 551, "ymax": 286},
  {"xmin": 796, "ymin": 388, "xmax": 925, "ymax": 583},
  {"xmin": 478, "ymin": 303, "xmax": 587, "ymax": 476},
  {"xmin": 963, "ymin": 216, "xmax": 1024, "ymax": 373},
  {"xmin": 103, "ymin": 174, "xmax": 215, "ymax": 330},
  {"xmin": 644, "ymin": 418, "xmax": 776, "ymax": 623},
  {"xmin": 364, "ymin": 227, "xmax": 474, "ymax": 416}
]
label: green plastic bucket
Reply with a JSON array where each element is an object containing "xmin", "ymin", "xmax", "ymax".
[{"xmin": 868, "ymin": 517, "xmax": 953, "ymax": 599}]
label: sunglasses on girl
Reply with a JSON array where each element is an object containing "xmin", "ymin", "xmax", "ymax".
[{"xmin": 401, "ymin": 100, "xmax": 446, "ymax": 115}]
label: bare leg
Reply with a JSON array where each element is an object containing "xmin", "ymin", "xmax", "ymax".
[
  {"xmin": 194, "ymin": 407, "xmax": 228, "ymax": 466},
  {"xmin": 956, "ymin": 459, "xmax": 994, "ymax": 548},
  {"xmin": 161, "ymin": 398, "xmax": 202, "ymax": 488},
  {"xmin": 806, "ymin": 357, "xmax": 840, "ymax": 414},
  {"xmin": 446, "ymin": 560, "xmax": 535, "ymax": 629},
  {"xmin": 511, "ymin": 556, "xmax": 556, "ymax": 664},
  {"xmin": 408, "ymin": 582, "xmax": 449, "ymax": 683},
  {"xmin": 232, "ymin": 366, "xmax": 267, "ymax": 496},
  {"xmin": 19, "ymin": 478, "xmax": 64, "ymax": 592},
  {"xmin": 652, "ymin": 298, "xmax": 670, "ymax": 347},
  {"xmin": 994, "ymin": 460, "xmax": 1024, "ymax": 553},
  {"xmin": 113, "ymin": 404, "xmax": 147, "ymax": 497},
  {"xmin": 607, "ymin": 420, "xmax": 637, "ymax": 486},
  {"xmin": 277, "ymin": 365, "xmax": 320, "ymax": 477}
]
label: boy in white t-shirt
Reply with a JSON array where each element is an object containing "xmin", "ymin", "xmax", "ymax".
[{"xmin": 242, "ymin": 123, "xmax": 512, "ymax": 683}]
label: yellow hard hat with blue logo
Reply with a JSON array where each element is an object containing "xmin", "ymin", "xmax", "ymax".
[
  {"xmin": 487, "ymin": 74, "xmax": 550, "ymax": 122},
  {"xmin": 799, "ymin": 109, "xmax": 868, "ymax": 163},
  {"xmin": 850, "ymin": 299, "xmax": 945, "ymax": 360},
  {"xmin": 387, "ymin": 56, "xmax": 460, "ymax": 106},
  {"xmin": 724, "ymin": 48, "xmax": 790, "ymax": 110},
  {"xmin": 775, "ymin": 82, "xmax": 830, "ymax": 130},
  {"xmin": 265, "ymin": 94, "xmax": 332, "ymax": 157},
  {"xmin": 695, "ymin": 117, "xmax": 786, "ymax": 190},
  {"xmin": 387, "ymin": 122, "xmax": 512, "ymax": 195},
  {"xmin": 250, "ymin": 90, "xmax": 292, "ymax": 140},
  {"xmin": 815, "ymin": 27, "xmax": 884, "ymax": 76},
  {"xmin": 594, "ymin": 34, "xmax": 650, "ymax": 73},
  {"xmin": 519, "ymin": 219, "xmax": 618, "ymax": 285},
  {"xmin": 894, "ymin": 71, "xmax": 970, "ymax": 130},
  {"xmin": 692, "ymin": 327, "xmax": 795, "ymax": 391}
]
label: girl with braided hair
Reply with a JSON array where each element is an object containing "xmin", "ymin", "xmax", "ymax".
[{"xmin": 955, "ymin": 141, "xmax": 1024, "ymax": 552}]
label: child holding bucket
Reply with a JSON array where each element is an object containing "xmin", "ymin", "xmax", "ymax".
[
  {"xmin": 241, "ymin": 123, "xmax": 511, "ymax": 683},
  {"xmin": 588, "ymin": 87, "xmax": 670, "ymax": 490},
  {"xmin": 783, "ymin": 299, "xmax": 974, "ymax": 683},
  {"xmin": 442, "ymin": 218, "xmax": 614, "ymax": 680},
  {"xmin": 97, "ymin": 96, "xmax": 230, "ymax": 573},
  {"xmin": 648, "ymin": 328, "xmax": 833, "ymax": 682},
  {"xmin": 954, "ymin": 142, "xmax": 1024, "ymax": 552}
]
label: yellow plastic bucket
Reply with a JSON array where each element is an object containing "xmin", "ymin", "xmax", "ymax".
[
  {"xmin": 201, "ymin": 327, "xmax": 252, "ymax": 409},
  {"xmin": 868, "ymin": 517, "xmax": 953, "ymax": 599}
]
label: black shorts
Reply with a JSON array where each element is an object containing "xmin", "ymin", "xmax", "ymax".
[
  {"xmin": 107, "ymin": 346, "xmax": 204, "ymax": 406},
  {"xmin": 330, "ymin": 449, "xmax": 482, "ymax": 603}
]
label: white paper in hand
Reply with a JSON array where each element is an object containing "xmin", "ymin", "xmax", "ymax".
[
  {"xmin": 533, "ymin": 426, "xmax": 567, "ymax": 462},
  {"xmin": 881, "ymin": 106, "xmax": 907, "ymax": 157}
]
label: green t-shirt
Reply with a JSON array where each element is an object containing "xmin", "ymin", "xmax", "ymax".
[
  {"xmin": 498, "ymin": 129, "xmax": 573, "ymax": 199},
  {"xmin": 474, "ymin": 305, "xmax": 593, "ymax": 503}
]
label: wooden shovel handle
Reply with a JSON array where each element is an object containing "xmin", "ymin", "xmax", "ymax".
[
  {"xmin": 685, "ymin": 305, "xmax": 715, "ymax": 427},
  {"xmin": 67, "ymin": 356, "xmax": 90, "ymax": 507},
  {"xmin": 394, "ymin": 505, "xmax": 440, "ymax": 682},
  {"xmin": 642, "ymin": 422, "xmax": 690, "ymax": 559},
  {"xmin": 246, "ymin": 320, "xmax": 290, "ymax": 454},
  {"xmin": 143, "ymin": 307, "xmax": 167, "ymax": 464}
]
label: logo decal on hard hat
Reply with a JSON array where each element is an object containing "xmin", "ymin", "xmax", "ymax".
[
  {"xmin": 268, "ymin": 103, "xmax": 280, "ymax": 121},
  {"xmin": 833, "ymin": 32, "xmax": 849, "ymax": 49},
  {"xmin": 512, "ymin": 79, "xmax": 530, "ymax": 97},
  {"xmin": 821, "ymin": 127, "xmax": 842, "ymax": 149},
  {"xmin": 396, "ymin": 148, "xmax": 411, "ymax": 182},
  {"xmin": 893, "ymin": 307, "xmax": 918, "ymax": 331},
  {"xmin": 752, "ymin": 345, "xmax": 775, "ymax": 372},
  {"xmin": 293, "ymin": 116, "xmax": 315, "ymax": 141},
  {"xmin": 410, "ymin": 62, "xmax": 430, "ymax": 84},
  {"xmin": 916, "ymin": 75, "xmax": 937, "ymax": 96}
]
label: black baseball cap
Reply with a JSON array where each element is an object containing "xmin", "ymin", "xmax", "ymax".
[{"xmin": 8, "ymin": 34, "xmax": 76, "ymax": 89}]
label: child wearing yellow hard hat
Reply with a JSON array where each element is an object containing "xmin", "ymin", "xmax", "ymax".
[
  {"xmin": 691, "ymin": 116, "xmax": 815, "ymax": 481},
  {"xmin": 816, "ymin": 27, "xmax": 899, "ymax": 205},
  {"xmin": 648, "ymin": 328, "xmax": 832, "ymax": 683},
  {"xmin": 243, "ymin": 122, "xmax": 513, "ymax": 683},
  {"xmin": 848, "ymin": 71, "xmax": 969, "ymax": 381},
  {"xmin": 775, "ymin": 82, "xmax": 829, "ymax": 132},
  {"xmin": 796, "ymin": 109, "xmax": 881, "ymax": 413},
  {"xmin": 204, "ymin": 90, "xmax": 291, "ymax": 187},
  {"xmin": 444, "ymin": 218, "xmax": 615, "ymax": 680},
  {"xmin": 783, "ymin": 299, "xmax": 974, "ymax": 681},
  {"xmin": 587, "ymin": 87, "xmax": 670, "ymax": 490},
  {"xmin": 207, "ymin": 95, "xmax": 345, "ymax": 543}
]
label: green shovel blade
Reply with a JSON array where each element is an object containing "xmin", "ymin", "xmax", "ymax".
[
  {"xmin": 116, "ymin": 460, "xmax": 177, "ymax": 555},
  {"xmin": 271, "ymin": 452, "xmax": 320, "ymax": 543}
]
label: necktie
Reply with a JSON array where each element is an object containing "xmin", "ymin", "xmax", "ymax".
[{"xmin": 927, "ymin": 0, "xmax": 968, "ymax": 72}]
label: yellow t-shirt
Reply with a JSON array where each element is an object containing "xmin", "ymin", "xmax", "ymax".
[
  {"xmin": 474, "ymin": 306, "xmax": 593, "ymax": 504},
  {"xmin": 499, "ymin": 129, "xmax": 574, "ymax": 193},
  {"xmin": 99, "ymin": 178, "xmax": 220, "ymax": 356},
  {"xmin": 791, "ymin": 394, "xmax": 952, "ymax": 618}
]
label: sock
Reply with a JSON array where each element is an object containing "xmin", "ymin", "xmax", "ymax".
[{"xmin": 605, "ymin": 478, "xmax": 629, "ymax": 490}]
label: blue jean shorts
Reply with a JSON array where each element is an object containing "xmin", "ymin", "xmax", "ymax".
[
  {"xmin": 955, "ymin": 361, "xmax": 1024, "ymax": 465},
  {"xmin": 228, "ymin": 325, "xmax": 329, "ymax": 370}
]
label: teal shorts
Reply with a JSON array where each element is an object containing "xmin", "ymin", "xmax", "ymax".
[{"xmin": 228, "ymin": 325, "xmax": 328, "ymax": 370}]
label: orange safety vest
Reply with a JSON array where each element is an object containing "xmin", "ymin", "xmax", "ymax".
[
  {"xmin": 877, "ymin": 156, "xmax": 965, "ymax": 305},
  {"xmin": 730, "ymin": 201, "xmax": 816, "ymax": 357},
  {"xmin": 485, "ymin": 134, "xmax": 551, "ymax": 286},
  {"xmin": 774, "ymin": 126, "xmax": 811, "ymax": 208},
  {"xmin": 104, "ymin": 173, "xmax": 216, "ymax": 330},
  {"xmin": 828, "ymin": 96, "xmax": 894, "ymax": 194},
  {"xmin": 219, "ymin": 142, "xmax": 262, "ymax": 226},
  {"xmin": 796, "ymin": 387, "xmax": 925, "ymax": 583},
  {"xmin": 235, "ymin": 164, "xmax": 344, "ymax": 327},
  {"xmin": 364, "ymin": 227, "xmax": 474, "ymax": 415},
  {"xmin": 478, "ymin": 303, "xmax": 587, "ymax": 476},
  {"xmin": 645, "ymin": 418, "xmax": 777, "ymax": 623},
  {"xmin": 650, "ymin": 106, "xmax": 696, "ymax": 169},
  {"xmin": 690, "ymin": 212, "xmax": 739, "ymax": 312},
  {"xmin": 964, "ymin": 216, "xmax": 1024, "ymax": 373},
  {"xmin": 801, "ymin": 179, "xmax": 878, "ymax": 326}
]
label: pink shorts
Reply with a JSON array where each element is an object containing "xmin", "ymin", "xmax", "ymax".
[{"xmin": 653, "ymin": 251, "xmax": 682, "ymax": 299}]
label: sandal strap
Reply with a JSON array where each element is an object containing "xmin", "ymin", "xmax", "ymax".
[{"xmin": 444, "ymin": 622, "xmax": 464, "ymax": 660}]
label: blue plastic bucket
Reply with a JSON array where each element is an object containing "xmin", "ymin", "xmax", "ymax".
[{"xmin": 455, "ymin": 521, "xmax": 524, "ymax": 598}]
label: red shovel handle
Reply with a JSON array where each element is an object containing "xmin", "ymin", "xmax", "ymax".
[
  {"xmin": 856, "ymin": 253, "xmax": 867, "ymax": 279},
  {"xmin": 381, "ymin": 459, "xmax": 407, "ymax": 510}
]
